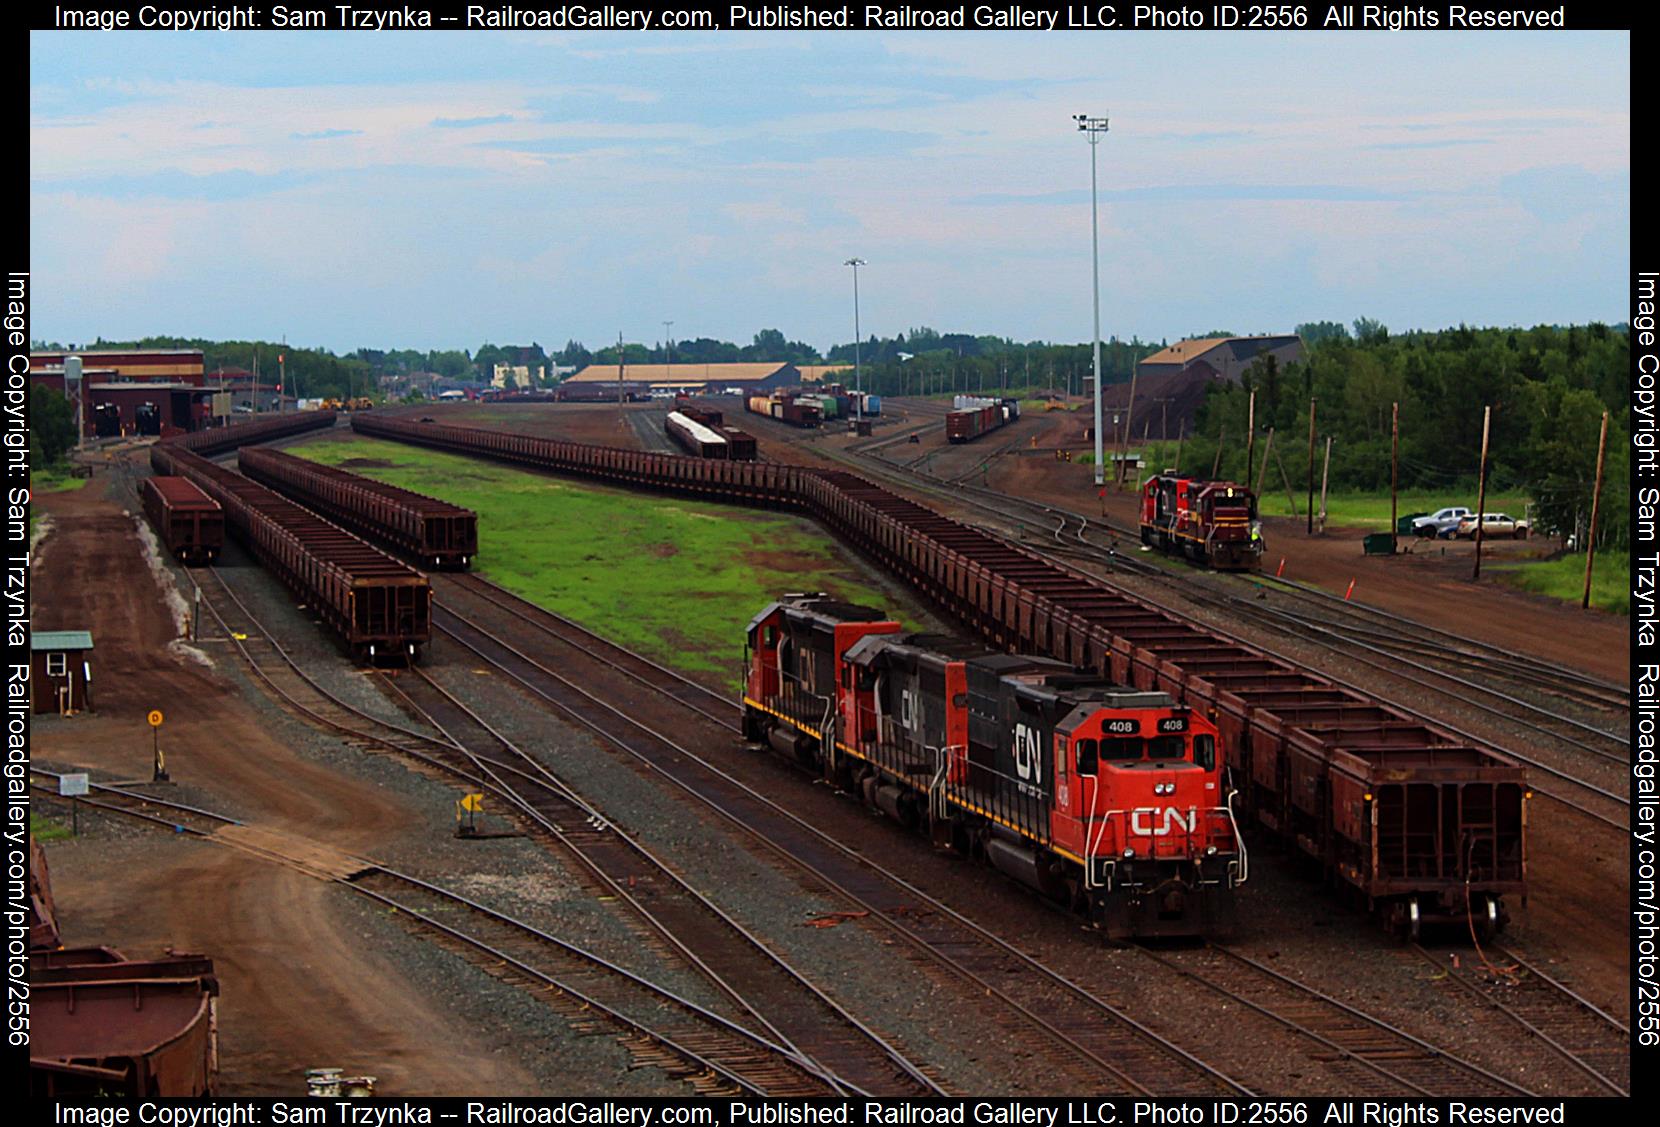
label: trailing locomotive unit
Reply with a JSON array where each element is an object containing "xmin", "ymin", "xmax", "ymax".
[
  {"xmin": 743, "ymin": 595, "xmax": 1245, "ymax": 938},
  {"xmin": 1140, "ymin": 473, "xmax": 1263, "ymax": 571}
]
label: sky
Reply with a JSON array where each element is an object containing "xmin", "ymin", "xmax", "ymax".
[{"xmin": 29, "ymin": 30, "xmax": 1629, "ymax": 356}]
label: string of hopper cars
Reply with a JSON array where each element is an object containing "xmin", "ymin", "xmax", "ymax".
[
  {"xmin": 350, "ymin": 410, "xmax": 1529, "ymax": 941},
  {"xmin": 946, "ymin": 395, "xmax": 1020, "ymax": 443},
  {"xmin": 238, "ymin": 445, "xmax": 478, "ymax": 569},
  {"xmin": 151, "ymin": 414, "xmax": 432, "ymax": 664}
]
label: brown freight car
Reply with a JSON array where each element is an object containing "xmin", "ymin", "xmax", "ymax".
[
  {"xmin": 173, "ymin": 409, "xmax": 338, "ymax": 458},
  {"xmin": 30, "ymin": 954, "xmax": 219, "ymax": 1098},
  {"xmin": 350, "ymin": 410, "xmax": 1528, "ymax": 938},
  {"xmin": 153, "ymin": 443, "xmax": 429, "ymax": 664},
  {"xmin": 238, "ymin": 446, "xmax": 477, "ymax": 569},
  {"xmin": 142, "ymin": 476, "xmax": 223, "ymax": 565}
]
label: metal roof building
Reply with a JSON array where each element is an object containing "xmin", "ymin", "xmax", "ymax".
[{"xmin": 562, "ymin": 362, "xmax": 800, "ymax": 394}]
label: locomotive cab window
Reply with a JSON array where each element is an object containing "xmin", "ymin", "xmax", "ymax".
[
  {"xmin": 1074, "ymin": 738, "xmax": 1098, "ymax": 776},
  {"xmin": 1194, "ymin": 734, "xmax": 1216, "ymax": 771},
  {"xmin": 1103, "ymin": 737, "xmax": 1141, "ymax": 761},
  {"xmin": 1148, "ymin": 735, "xmax": 1185, "ymax": 759}
]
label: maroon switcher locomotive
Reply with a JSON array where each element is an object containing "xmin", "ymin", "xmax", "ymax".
[{"xmin": 743, "ymin": 595, "xmax": 1246, "ymax": 938}]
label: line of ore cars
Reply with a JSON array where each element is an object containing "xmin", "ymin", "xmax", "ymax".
[{"xmin": 140, "ymin": 412, "xmax": 1524, "ymax": 944}]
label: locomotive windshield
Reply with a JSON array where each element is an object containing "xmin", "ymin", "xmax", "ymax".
[{"xmin": 1101, "ymin": 735, "xmax": 1187, "ymax": 761}]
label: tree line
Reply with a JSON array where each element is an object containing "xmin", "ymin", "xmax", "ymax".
[{"xmin": 1176, "ymin": 320, "xmax": 1629, "ymax": 549}]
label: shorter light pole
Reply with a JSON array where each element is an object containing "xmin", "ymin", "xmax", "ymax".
[{"xmin": 845, "ymin": 257, "xmax": 866, "ymax": 423}]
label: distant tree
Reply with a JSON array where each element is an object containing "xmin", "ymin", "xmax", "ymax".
[
  {"xmin": 1352, "ymin": 316, "xmax": 1389, "ymax": 344},
  {"xmin": 1295, "ymin": 320, "xmax": 1351, "ymax": 347},
  {"xmin": 30, "ymin": 385, "xmax": 77, "ymax": 466},
  {"xmin": 557, "ymin": 340, "xmax": 592, "ymax": 369}
]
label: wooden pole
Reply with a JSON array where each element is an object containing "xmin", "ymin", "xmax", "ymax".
[
  {"xmin": 1255, "ymin": 427, "xmax": 1275, "ymax": 498},
  {"xmin": 1211, "ymin": 425, "xmax": 1225, "ymax": 479},
  {"xmin": 1390, "ymin": 401, "xmax": 1399, "ymax": 552},
  {"xmin": 1275, "ymin": 439, "xmax": 1300, "ymax": 517},
  {"xmin": 1472, "ymin": 405, "xmax": 1492, "ymax": 581},
  {"xmin": 1174, "ymin": 419, "xmax": 1186, "ymax": 475},
  {"xmin": 1305, "ymin": 397, "xmax": 1317, "ymax": 534},
  {"xmin": 1118, "ymin": 367, "xmax": 1139, "ymax": 490},
  {"xmin": 1243, "ymin": 390, "xmax": 1256, "ymax": 489},
  {"xmin": 1582, "ymin": 410, "xmax": 1610, "ymax": 609},
  {"xmin": 1318, "ymin": 435, "xmax": 1333, "ymax": 535}
]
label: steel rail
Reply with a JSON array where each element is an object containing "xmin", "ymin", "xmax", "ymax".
[
  {"xmin": 429, "ymin": 606, "xmax": 1252, "ymax": 1097},
  {"xmin": 1132, "ymin": 944, "xmax": 1535, "ymax": 1098},
  {"xmin": 384, "ymin": 663, "xmax": 943, "ymax": 1097},
  {"xmin": 27, "ymin": 772, "xmax": 822, "ymax": 1096},
  {"xmin": 1409, "ymin": 944, "xmax": 1627, "ymax": 1095},
  {"xmin": 197, "ymin": 559, "xmax": 919, "ymax": 1096}
]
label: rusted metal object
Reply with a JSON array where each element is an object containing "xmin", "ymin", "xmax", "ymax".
[
  {"xmin": 169, "ymin": 409, "xmax": 338, "ymax": 458},
  {"xmin": 238, "ymin": 445, "xmax": 477, "ymax": 570},
  {"xmin": 350, "ymin": 412, "xmax": 1527, "ymax": 933},
  {"xmin": 151, "ymin": 443, "xmax": 430, "ymax": 664},
  {"xmin": 29, "ymin": 952, "xmax": 220, "ymax": 1098},
  {"xmin": 143, "ymin": 475, "xmax": 224, "ymax": 565},
  {"xmin": 29, "ymin": 840, "xmax": 60, "ymax": 950}
]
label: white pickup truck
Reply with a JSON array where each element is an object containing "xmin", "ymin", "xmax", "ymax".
[{"xmin": 1411, "ymin": 507, "xmax": 1471, "ymax": 538}]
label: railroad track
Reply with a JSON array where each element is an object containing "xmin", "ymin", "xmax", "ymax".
[
  {"xmin": 430, "ymin": 576, "xmax": 1252, "ymax": 1096},
  {"xmin": 195, "ymin": 559, "xmax": 938, "ymax": 1096},
  {"xmin": 1133, "ymin": 944, "xmax": 1535, "ymax": 1097},
  {"xmin": 1410, "ymin": 944, "xmax": 1629, "ymax": 1095},
  {"xmin": 27, "ymin": 769, "xmax": 836, "ymax": 1096},
  {"xmin": 378, "ymin": 661, "xmax": 945, "ymax": 1097}
]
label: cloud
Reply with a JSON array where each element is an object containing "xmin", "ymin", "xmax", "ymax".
[
  {"xmin": 431, "ymin": 114, "xmax": 516, "ymax": 129},
  {"xmin": 291, "ymin": 128, "xmax": 361, "ymax": 140}
]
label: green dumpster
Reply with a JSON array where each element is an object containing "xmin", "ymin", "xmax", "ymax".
[
  {"xmin": 1363, "ymin": 532, "xmax": 1397, "ymax": 556},
  {"xmin": 1396, "ymin": 512, "xmax": 1427, "ymax": 536}
]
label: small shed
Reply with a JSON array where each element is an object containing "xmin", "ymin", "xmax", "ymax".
[{"xmin": 31, "ymin": 632, "xmax": 94, "ymax": 715}]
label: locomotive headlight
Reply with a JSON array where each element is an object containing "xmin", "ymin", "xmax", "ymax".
[
  {"xmin": 1123, "ymin": 848, "xmax": 1136, "ymax": 859},
  {"xmin": 1206, "ymin": 845, "xmax": 1217, "ymax": 855}
]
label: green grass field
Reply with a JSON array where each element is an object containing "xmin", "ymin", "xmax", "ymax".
[
  {"xmin": 33, "ymin": 464, "xmax": 87, "ymax": 493},
  {"xmin": 31, "ymin": 814, "xmax": 71, "ymax": 842},
  {"xmin": 1490, "ymin": 551, "xmax": 1628, "ymax": 615},
  {"xmin": 293, "ymin": 437, "xmax": 931, "ymax": 687}
]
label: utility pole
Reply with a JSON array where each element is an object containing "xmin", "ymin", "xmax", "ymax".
[
  {"xmin": 662, "ymin": 320, "xmax": 673, "ymax": 385},
  {"xmin": 1582, "ymin": 410, "xmax": 1610, "ymax": 609},
  {"xmin": 1472, "ymin": 405, "xmax": 1492, "ymax": 581},
  {"xmin": 1211, "ymin": 425, "xmax": 1225, "ymax": 479},
  {"xmin": 617, "ymin": 331, "xmax": 625, "ymax": 407},
  {"xmin": 1390, "ymin": 402, "xmax": 1399, "ymax": 553},
  {"xmin": 1255, "ymin": 427, "xmax": 1275, "ymax": 497},
  {"xmin": 1318, "ymin": 435, "xmax": 1333, "ymax": 534},
  {"xmin": 846, "ymin": 257, "xmax": 866, "ymax": 423},
  {"xmin": 1118, "ymin": 361, "xmax": 1139, "ymax": 491},
  {"xmin": 1305, "ymin": 397, "xmax": 1317, "ymax": 534},
  {"xmin": 1174, "ymin": 419, "xmax": 1186, "ymax": 475},
  {"xmin": 1075, "ymin": 112, "xmax": 1109, "ymax": 486},
  {"xmin": 1243, "ymin": 390, "xmax": 1256, "ymax": 488}
]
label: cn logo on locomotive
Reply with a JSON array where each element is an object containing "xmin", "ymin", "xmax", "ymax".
[
  {"xmin": 1012, "ymin": 723, "xmax": 1042, "ymax": 784},
  {"xmin": 1130, "ymin": 807, "xmax": 1198, "ymax": 836}
]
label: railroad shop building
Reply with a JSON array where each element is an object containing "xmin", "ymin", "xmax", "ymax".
[
  {"xmin": 31, "ymin": 349, "xmax": 215, "ymax": 438},
  {"xmin": 31, "ymin": 631, "xmax": 95, "ymax": 715},
  {"xmin": 558, "ymin": 361, "xmax": 801, "ymax": 400},
  {"xmin": 1103, "ymin": 334, "xmax": 1305, "ymax": 440}
]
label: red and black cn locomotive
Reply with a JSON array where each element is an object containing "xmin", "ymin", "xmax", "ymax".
[
  {"xmin": 743, "ymin": 595, "xmax": 1245, "ymax": 938},
  {"xmin": 1139, "ymin": 473, "xmax": 1264, "ymax": 571}
]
